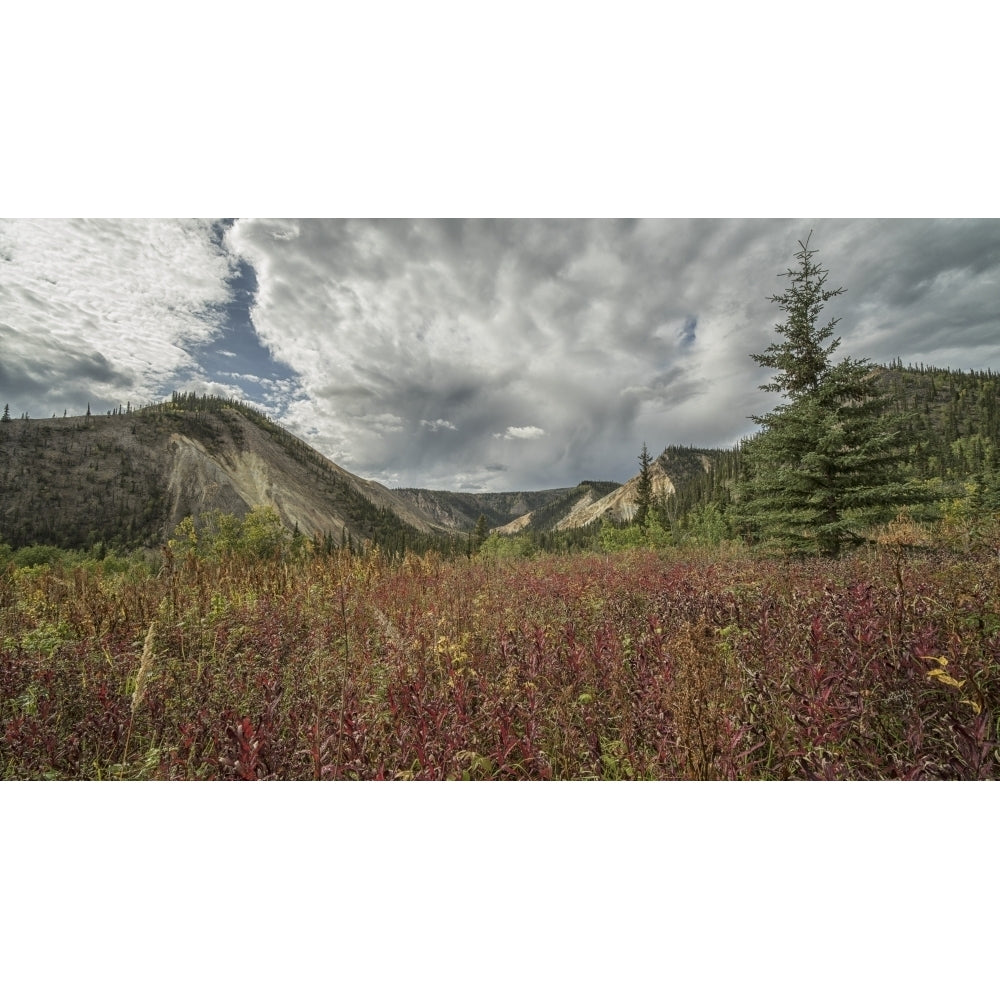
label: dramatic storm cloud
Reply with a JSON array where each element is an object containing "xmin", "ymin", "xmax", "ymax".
[{"xmin": 3, "ymin": 219, "xmax": 1000, "ymax": 489}]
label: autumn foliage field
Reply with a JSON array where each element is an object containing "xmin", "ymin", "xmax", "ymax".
[{"xmin": 3, "ymin": 519, "xmax": 998, "ymax": 781}]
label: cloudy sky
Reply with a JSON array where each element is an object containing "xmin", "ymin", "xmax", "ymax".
[{"xmin": 2, "ymin": 218, "xmax": 999, "ymax": 491}]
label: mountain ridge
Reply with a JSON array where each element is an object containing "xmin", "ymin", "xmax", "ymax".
[
  {"xmin": 0, "ymin": 397, "xmax": 456, "ymax": 552},
  {"xmin": 4, "ymin": 362, "xmax": 999, "ymax": 553},
  {"xmin": 1, "ymin": 396, "xmax": 622, "ymax": 553},
  {"xmin": 391, "ymin": 485, "xmax": 584, "ymax": 533}
]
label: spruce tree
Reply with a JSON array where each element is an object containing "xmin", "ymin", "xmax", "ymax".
[
  {"xmin": 473, "ymin": 514, "xmax": 489, "ymax": 551},
  {"xmin": 751, "ymin": 232, "xmax": 844, "ymax": 399},
  {"xmin": 634, "ymin": 442, "xmax": 653, "ymax": 529},
  {"xmin": 742, "ymin": 237, "xmax": 923, "ymax": 556}
]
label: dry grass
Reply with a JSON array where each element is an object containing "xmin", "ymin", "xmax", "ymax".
[
  {"xmin": 667, "ymin": 618, "xmax": 741, "ymax": 780},
  {"xmin": 132, "ymin": 621, "xmax": 157, "ymax": 715}
]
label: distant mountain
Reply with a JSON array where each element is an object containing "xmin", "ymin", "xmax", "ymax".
[
  {"xmin": 493, "ymin": 481, "xmax": 625, "ymax": 534},
  {"xmin": 493, "ymin": 453, "xmax": 724, "ymax": 534},
  {"xmin": 391, "ymin": 485, "xmax": 581, "ymax": 533}
]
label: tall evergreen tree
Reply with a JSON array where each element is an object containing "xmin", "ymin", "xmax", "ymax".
[
  {"xmin": 473, "ymin": 514, "xmax": 490, "ymax": 551},
  {"xmin": 634, "ymin": 442, "xmax": 653, "ymax": 529},
  {"xmin": 742, "ymin": 237, "xmax": 924, "ymax": 556},
  {"xmin": 751, "ymin": 232, "xmax": 845, "ymax": 399}
]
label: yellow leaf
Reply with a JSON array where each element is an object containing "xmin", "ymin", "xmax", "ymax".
[
  {"xmin": 961, "ymin": 698, "xmax": 982, "ymax": 715},
  {"xmin": 919, "ymin": 655, "xmax": 949, "ymax": 667},
  {"xmin": 926, "ymin": 668, "xmax": 965, "ymax": 689}
]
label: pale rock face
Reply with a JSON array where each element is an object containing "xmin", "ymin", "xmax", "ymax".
[
  {"xmin": 492, "ymin": 452, "xmax": 717, "ymax": 533},
  {"xmin": 0, "ymin": 405, "xmax": 454, "ymax": 550},
  {"xmin": 160, "ymin": 412, "xmax": 450, "ymax": 539},
  {"xmin": 552, "ymin": 466, "xmax": 678, "ymax": 530}
]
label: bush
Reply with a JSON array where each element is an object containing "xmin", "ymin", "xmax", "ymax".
[
  {"xmin": 478, "ymin": 534, "xmax": 537, "ymax": 560},
  {"xmin": 598, "ymin": 520, "xmax": 672, "ymax": 552},
  {"xmin": 8, "ymin": 544, "xmax": 72, "ymax": 568},
  {"xmin": 168, "ymin": 506, "xmax": 297, "ymax": 561}
]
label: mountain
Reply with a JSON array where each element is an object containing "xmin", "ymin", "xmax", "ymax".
[
  {"xmin": 0, "ymin": 395, "xmax": 456, "ymax": 552},
  {"xmin": 493, "ymin": 452, "xmax": 722, "ymax": 533},
  {"xmin": 493, "ymin": 480, "xmax": 625, "ymax": 534},
  {"xmin": 391, "ymin": 485, "xmax": 582, "ymax": 533}
]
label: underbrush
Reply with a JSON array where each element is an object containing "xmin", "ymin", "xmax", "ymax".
[{"xmin": 1, "ymin": 543, "xmax": 997, "ymax": 778}]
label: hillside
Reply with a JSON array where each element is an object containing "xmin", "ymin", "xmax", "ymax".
[
  {"xmin": 391, "ymin": 485, "xmax": 581, "ymax": 533},
  {"xmin": 0, "ymin": 395, "xmax": 455, "ymax": 552},
  {"xmin": 492, "ymin": 481, "xmax": 623, "ymax": 535},
  {"xmin": 558, "ymin": 452, "xmax": 718, "ymax": 530},
  {"xmin": 493, "ymin": 449, "xmax": 725, "ymax": 534},
  {"xmin": 660, "ymin": 362, "xmax": 1000, "ymax": 533},
  {"xmin": 880, "ymin": 361, "xmax": 1000, "ymax": 478}
]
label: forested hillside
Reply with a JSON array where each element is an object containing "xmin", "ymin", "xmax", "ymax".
[
  {"xmin": 0, "ymin": 393, "xmax": 459, "ymax": 555},
  {"xmin": 658, "ymin": 362, "xmax": 1000, "ymax": 543},
  {"xmin": 882, "ymin": 361, "xmax": 1000, "ymax": 478}
]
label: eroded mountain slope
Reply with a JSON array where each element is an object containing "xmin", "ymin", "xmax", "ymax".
[{"xmin": 0, "ymin": 401, "xmax": 452, "ymax": 550}]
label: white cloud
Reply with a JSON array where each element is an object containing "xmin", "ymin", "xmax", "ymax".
[
  {"xmin": 421, "ymin": 418, "xmax": 457, "ymax": 431},
  {"xmin": 363, "ymin": 413, "xmax": 404, "ymax": 434},
  {"xmin": 0, "ymin": 218, "xmax": 233, "ymax": 413},
  {"xmin": 496, "ymin": 425, "xmax": 546, "ymax": 440}
]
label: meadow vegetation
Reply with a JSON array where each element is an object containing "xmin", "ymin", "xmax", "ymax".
[{"xmin": 2, "ymin": 503, "xmax": 997, "ymax": 779}]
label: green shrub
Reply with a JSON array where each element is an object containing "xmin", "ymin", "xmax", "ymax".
[
  {"xmin": 598, "ymin": 520, "xmax": 672, "ymax": 552},
  {"xmin": 8, "ymin": 544, "xmax": 71, "ymax": 568},
  {"xmin": 478, "ymin": 533, "xmax": 538, "ymax": 560}
]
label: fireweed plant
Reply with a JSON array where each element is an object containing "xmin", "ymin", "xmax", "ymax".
[{"xmin": 1, "ymin": 537, "xmax": 998, "ymax": 779}]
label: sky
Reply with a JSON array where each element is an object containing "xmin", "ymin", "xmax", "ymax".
[{"xmin": 2, "ymin": 218, "xmax": 1000, "ymax": 491}]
